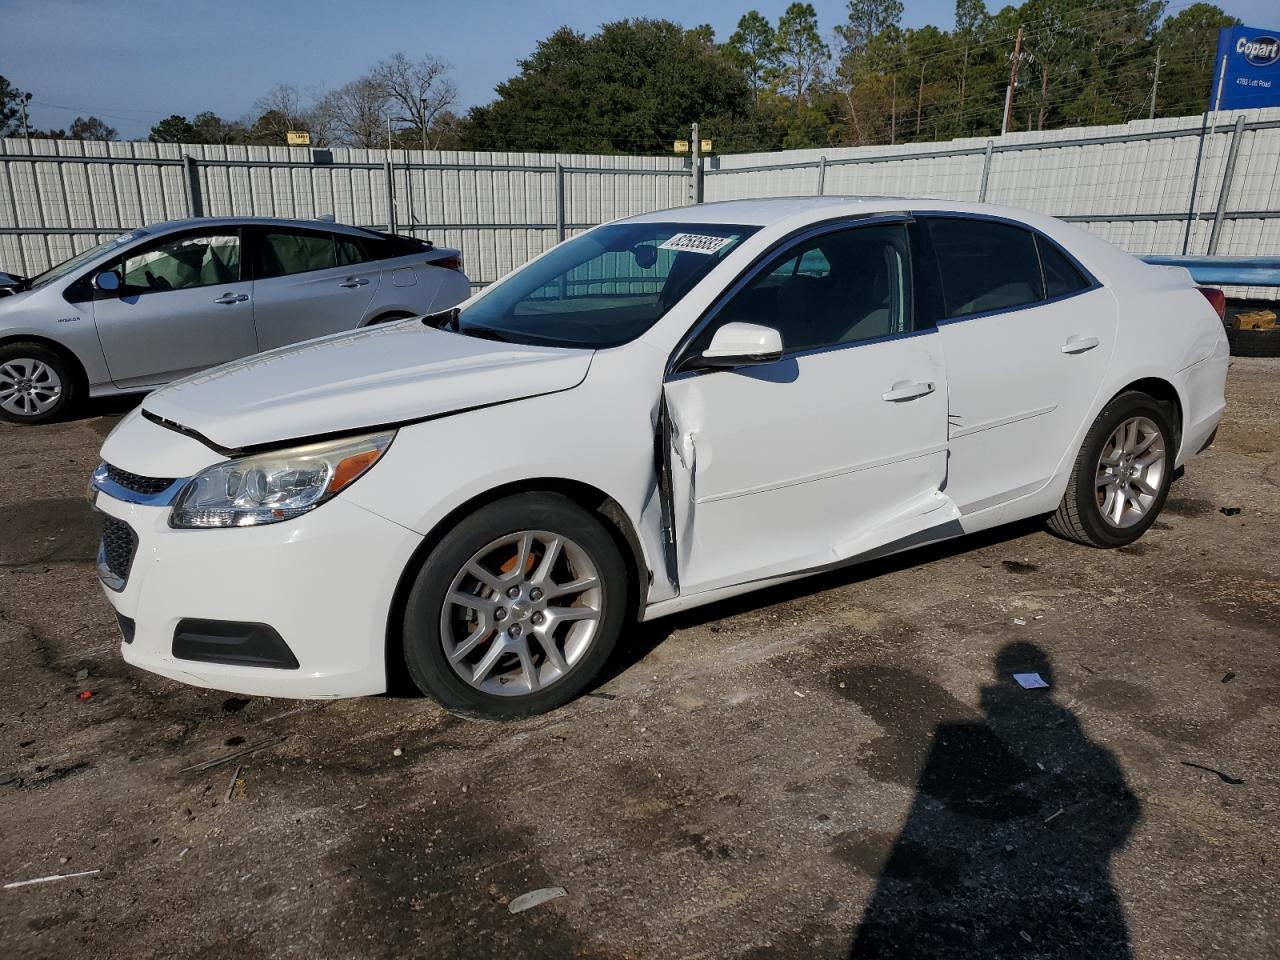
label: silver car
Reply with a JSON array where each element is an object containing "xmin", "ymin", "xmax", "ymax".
[{"xmin": 0, "ymin": 217, "xmax": 470, "ymax": 423}]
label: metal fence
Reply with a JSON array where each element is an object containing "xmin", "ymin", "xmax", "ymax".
[{"xmin": 3, "ymin": 105, "xmax": 1279, "ymax": 298}]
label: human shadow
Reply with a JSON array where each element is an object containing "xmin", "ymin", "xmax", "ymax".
[{"xmin": 848, "ymin": 642, "xmax": 1141, "ymax": 959}]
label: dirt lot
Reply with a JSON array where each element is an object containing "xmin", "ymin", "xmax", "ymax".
[{"xmin": 1, "ymin": 362, "xmax": 1277, "ymax": 960}]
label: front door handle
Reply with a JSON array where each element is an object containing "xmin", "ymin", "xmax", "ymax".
[
  {"xmin": 339, "ymin": 277, "xmax": 370, "ymax": 289},
  {"xmin": 881, "ymin": 380, "xmax": 935, "ymax": 402},
  {"xmin": 1061, "ymin": 335, "xmax": 1100, "ymax": 354},
  {"xmin": 213, "ymin": 292, "xmax": 249, "ymax": 305}
]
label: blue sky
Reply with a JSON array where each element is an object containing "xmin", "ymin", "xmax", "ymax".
[{"xmin": 7, "ymin": 0, "xmax": 1278, "ymax": 139}]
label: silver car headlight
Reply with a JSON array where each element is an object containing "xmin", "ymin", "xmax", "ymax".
[{"xmin": 170, "ymin": 431, "xmax": 394, "ymax": 529}]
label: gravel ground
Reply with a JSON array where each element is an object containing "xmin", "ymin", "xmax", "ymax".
[{"xmin": 0, "ymin": 361, "xmax": 1277, "ymax": 960}]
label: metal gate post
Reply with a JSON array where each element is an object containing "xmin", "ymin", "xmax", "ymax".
[
  {"xmin": 816, "ymin": 156, "xmax": 827, "ymax": 196},
  {"xmin": 383, "ymin": 159, "xmax": 396, "ymax": 233},
  {"xmin": 978, "ymin": 141, "xmax": 994, "ymax": 202},
  {"xmin": 183, "ymin": 155, "xmax": 203, "ymax": 218},
  {"xmin": 1208, "ymin": 115, "xmax": 1246, "ymax": 255},
  {"xmin": 693, "ymin": 156, "xmax": 704, "ymax": 204},
  {"xmin": 555, "ymin": 163, "xmax": 566, "ymax": 242}
]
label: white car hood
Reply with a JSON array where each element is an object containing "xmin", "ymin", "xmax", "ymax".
[{"xmin": 142, "ymin": 320, "xmax": 594, "ymax": 450}]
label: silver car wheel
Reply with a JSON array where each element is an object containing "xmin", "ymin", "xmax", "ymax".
[
  {"xmin": 0, "ymin": 358, "xmax": 63, "ymax": 417},
  {"xmin": 1095, "ymin": 415, "xmax": 1167, "ymax": 528},
  {"xmin": 440, "ymin": 530, "xmax": 603, "ymax": 697}
]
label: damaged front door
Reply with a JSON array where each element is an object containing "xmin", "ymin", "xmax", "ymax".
[{"xmin": 661, "ymin": 219, "xmax": 953, "ymax": 596}]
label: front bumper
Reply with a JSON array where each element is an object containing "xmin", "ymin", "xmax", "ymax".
[{"xmin": 93, "ymin": 489, "xmax": 422, "ymax": 698}]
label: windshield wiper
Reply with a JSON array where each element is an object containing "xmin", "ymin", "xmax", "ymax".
[{"xmin": 457, "ymin": 324, "xmax": 514, "ymax": 343}]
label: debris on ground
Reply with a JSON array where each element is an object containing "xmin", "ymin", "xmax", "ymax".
[
  {"xmin": 1044, "ymin": 807, "xmax": 1065, "ymax": 824},
  {"xmin": 222, "ymin": 697, "xmax": 251, "ymax": 713},
  {"xmin": 508, "ymin": 886, "xmax": 568, "ymax": 914},
  {"xmin": 1014, "ymin": 672, "xmax": 1050, "ymax": 689},
  {"xmin": 1012, "ymin": 617, "xmax": 1027, "ymax": 625},
  {"xmin": 76, "ymin": 690, "xmax": 93, "ymax": 701},
  {"xmin": 180, "ymin": 736, "xmax": 286, "ymax": 774},
  {"xmin": 1219, "ymin": 506, "xmax": 1242, "ymax": 516},
  {"xmin": 1179, "ymin": 761, "xmax": 1246, "ymax": 785},
  {"xmin": 74, "ymin": 668, "xmax": 88, "ymax": 681},
  {"xmin": 1222, "ymin": 672, "xmax": 1236, "ymax": 683},
  {"xmin": 4, "ymin": 869, "xmax": 101, "ymax": 890},
  {"xmin": 223, "ymin": 765, "xmax": 245, "ymax": 803}
]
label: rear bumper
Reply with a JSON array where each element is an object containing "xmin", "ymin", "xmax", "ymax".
[
  {"xmin": 1174, "ymin": 348, "xmax": 1229, "ymax": 468},
  {"xmin": 94, "ymin": 491, "xmax": 422, "ymax": 698}
]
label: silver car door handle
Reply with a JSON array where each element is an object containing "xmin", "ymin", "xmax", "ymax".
[
  {"xmin": 339, "ymin": 277, "xmax": 370, "ymax": 288},
  {"xmin": 213, "ymin": 292, "xmax": 249, "ymax": 304},
  {"xmin": 881, "ymin": 380, "xmax": 935, "ymax": 402},
  {"xmin": 1061, "ymin": 335, "xmax": 1100, "ymax": 354}
]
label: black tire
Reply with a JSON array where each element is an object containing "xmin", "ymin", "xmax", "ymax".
[
  {"xmin": 401, "ymin": 492, "xmax": 628, "ymax": 719},
  {"xmin": 0, "ymin": 340, "xmax": 80, "ymax": 424},
  {"xmin": 365, "ymin": 311, "xmax": 413, "ymax": 326},
  {"xmin": 1224, "ymin": 323, "xmax": 1280, "ymax": 358},
  {"xmin": 1047, "ymin": 391, "xmax": 1176, "ymax": 548}
]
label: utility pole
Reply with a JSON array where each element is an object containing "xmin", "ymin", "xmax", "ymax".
[
  {"xmin": 890, "ymin": 75, "xmax": 897, "ymax": 145},
  {"xmin": 1001, "ymin": 25, "xmax": 1024, "ymax": 137},
  {"xmin": 19, "ymin": 92, "xmax": 32, "ymax": 149},
  {"xmin": 915, "ymin": 64, "xmax": 925, "ymax": 139},
  {"xmin": 690, "ymin": 121, "xmax": 702, "ymax": 204},
  {"xmin": 1149, "ymin": 46, "xmax": 1162, "ymax": 120}
]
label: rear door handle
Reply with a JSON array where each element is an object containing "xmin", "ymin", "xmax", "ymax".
[
  {"xmin": 1061, "ymin": 335, "xmax": 1100, "ymax": 354},
  {"xmin": 881, "ymin": 380, "xmax": 935, "ymax": 402},
  {"xmin": 339, "ymin": 277, "xmax": 370, "ymax": 289},
  {"xmin": 213, "ymin": 292, "xmax": 249, "ymax": 304}
]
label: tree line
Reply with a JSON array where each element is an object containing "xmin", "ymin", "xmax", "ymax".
[{"xmin": 1, "ymin": 1, "xmax": 1241, "ymax": 155}]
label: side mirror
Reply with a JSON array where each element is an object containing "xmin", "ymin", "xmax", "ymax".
[
  {"xmin": 699, "ymin": 322, "xmax": 784, "ymax": 368},
  {"xmin": 93, "ymin": 270, "xmax": 121, "ymax": 292}
]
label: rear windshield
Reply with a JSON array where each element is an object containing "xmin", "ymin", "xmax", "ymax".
[{"xmin": 454, "ymin": 221, "xmax": 759, "ymax": 348}]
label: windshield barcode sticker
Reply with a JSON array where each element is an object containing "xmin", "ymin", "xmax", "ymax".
[{"xmin": 659, "ymin": 233, "xmax": 733, "ymax": 255}]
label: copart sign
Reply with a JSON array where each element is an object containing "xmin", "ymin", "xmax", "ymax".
[{"xmin": 1212, "ymin": 25, "xmax": 1280, "ymax": 109}]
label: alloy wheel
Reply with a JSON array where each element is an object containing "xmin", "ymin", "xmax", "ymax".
[
  {"xmin": 440, "ymin": 530, "xmax": 603, "ymax": 697},
  {"xmin": 1095, "ymin": 415, "xmax": 1167, "ymax": 528},
  {"xmin": 0, "ymin": 358, "xmax": 62, "ymax": 417}
]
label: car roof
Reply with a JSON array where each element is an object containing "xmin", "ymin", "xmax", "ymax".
[{"xmin": 141, "ymin": 216, "xmax": 384, "ymax": 239}]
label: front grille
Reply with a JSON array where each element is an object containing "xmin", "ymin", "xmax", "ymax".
[
  {"xmin": 99, "ymin": 516, "xmax": 138, "ymax": 590},
  {"xmin": 104, "ymin": 463, "xmax": 176, "ymax": 496}
]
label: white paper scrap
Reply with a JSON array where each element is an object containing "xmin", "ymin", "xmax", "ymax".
[
  {"xmin": 1014, "ymin": 672, "xmax": 1050, "ymax": 689},
  {"xmin": 659, "ymin": 233, "xmax": 733, "ymax": 255}
]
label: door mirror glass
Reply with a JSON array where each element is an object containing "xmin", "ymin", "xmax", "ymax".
[
  {"xmin": 93, "ymin": 270, "xmax": 121, "ymax": 292},
  {"xmin": 700, "ymin": 322, "xmax": 783, "ymax": 367}
]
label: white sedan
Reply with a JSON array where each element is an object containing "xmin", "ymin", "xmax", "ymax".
[{"xmin": 91, "ymin": 198, "xmax": 1228, "ymax": 717}]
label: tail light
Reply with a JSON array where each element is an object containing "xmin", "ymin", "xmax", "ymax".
[
  {"xmin": 429, "ymin": 255, "xmax": 463, "ymax": 272},
  {"xmin": 1196, "ymin": 286, "xmax": 1226, "ymax": 321}
]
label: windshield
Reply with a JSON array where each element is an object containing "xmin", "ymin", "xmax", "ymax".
[
  {"xmin": 26, "ymin": 230, "xmax": 148, "ymax": 291},
  {"xmin": 454, "ymin": 221, "xmax": 759, "ymax": 348}
]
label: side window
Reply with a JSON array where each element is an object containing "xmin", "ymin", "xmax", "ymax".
[
  {"xmin": 335, "ymin": 234, "xmax": 372, "ymax": 267},
  {"xmin": 256, "ymin": 230, "xmax": 338, "ymax": 279},
  {"xmin": 117, "ymin": 233, "xmax": 240, "ymax": 294},
  {"xmin": 713, "ymin": 223, "xmax": 912, "ymax": 354},
  {"xmin": 1037, "ymin": 235, "xmax": 1091, "ymax": 299},
  {"xmin": 926, "ymin": 218, "xmax": 1043, "ymax": 319}
]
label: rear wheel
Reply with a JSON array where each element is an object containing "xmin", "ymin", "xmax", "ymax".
[
  {"xmin": 1048, "ymin": 392, "xmax": 1175, "ymax": 548},
  {"xmin": 401, "ymin": 493, "xmax": 627, "ymax": 718},
  {"xmin": 0, "ymin": 341, "xmax": 79, "ymax": 424}
]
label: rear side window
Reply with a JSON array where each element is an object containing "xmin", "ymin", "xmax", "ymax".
[
  {"xmin": 926, "ymin": 218, "xmax": 1043, "ymax": 319},
  {"xmin": 335, "ymin": 234, "xmax": 371, "ymax": 267},
  {"xmin": 256, "ymin": 230, "xmax": 337, "ymax": 279},
  {"xmin": 1037, "ymin": 236, "xmax": 1091, "ymax": 299}
]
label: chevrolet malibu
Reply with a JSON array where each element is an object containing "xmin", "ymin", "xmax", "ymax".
[
  {"xmin": 90, "ymin": 198, "xmax": 1229, "ymax": 718},
  {"xmin": 0, "ymin": 216, "xmax": 469, "ymax": 423}
]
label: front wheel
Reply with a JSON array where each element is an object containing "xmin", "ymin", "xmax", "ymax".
[
  {"xmin": 0, "ymin": 342, "xmax": 79, "ymax": 424},
  {"xmin": 1048, "ymin": 392, "xmax": 1176, "ymax": 548},
  {"xmin": 401, "ymin": 493, "xmax": 628, "ymax": 718}
]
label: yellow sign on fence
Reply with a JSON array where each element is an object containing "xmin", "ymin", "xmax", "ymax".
[
  {"xmin": 673, "ymin": 140, "xmax": 689, "ymax": 154},
  {"xmin": 286, "ymin": 131, "xmax": 311, "ymax": 146}
]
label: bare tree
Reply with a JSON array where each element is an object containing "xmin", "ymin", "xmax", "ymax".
[
  {"xmin": 315, "ymin": 77, "xmax": 387, "ymax": 148},
  {"xmin": 249, "ymin": 84, "xmax": 329, "ymax": 145},
  {"xmin": 370, "ymin": 52, "xmax": 458, "ymax": 149}
]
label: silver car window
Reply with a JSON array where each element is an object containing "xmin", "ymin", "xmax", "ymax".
[{"xmin": 119, "ymin": 234, "xmax": 241, "ymax": 293}]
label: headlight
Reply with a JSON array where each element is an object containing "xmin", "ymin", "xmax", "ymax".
[{"xmin": 170, "ymin": 431, "xmax": 394, "ymax": 529}]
